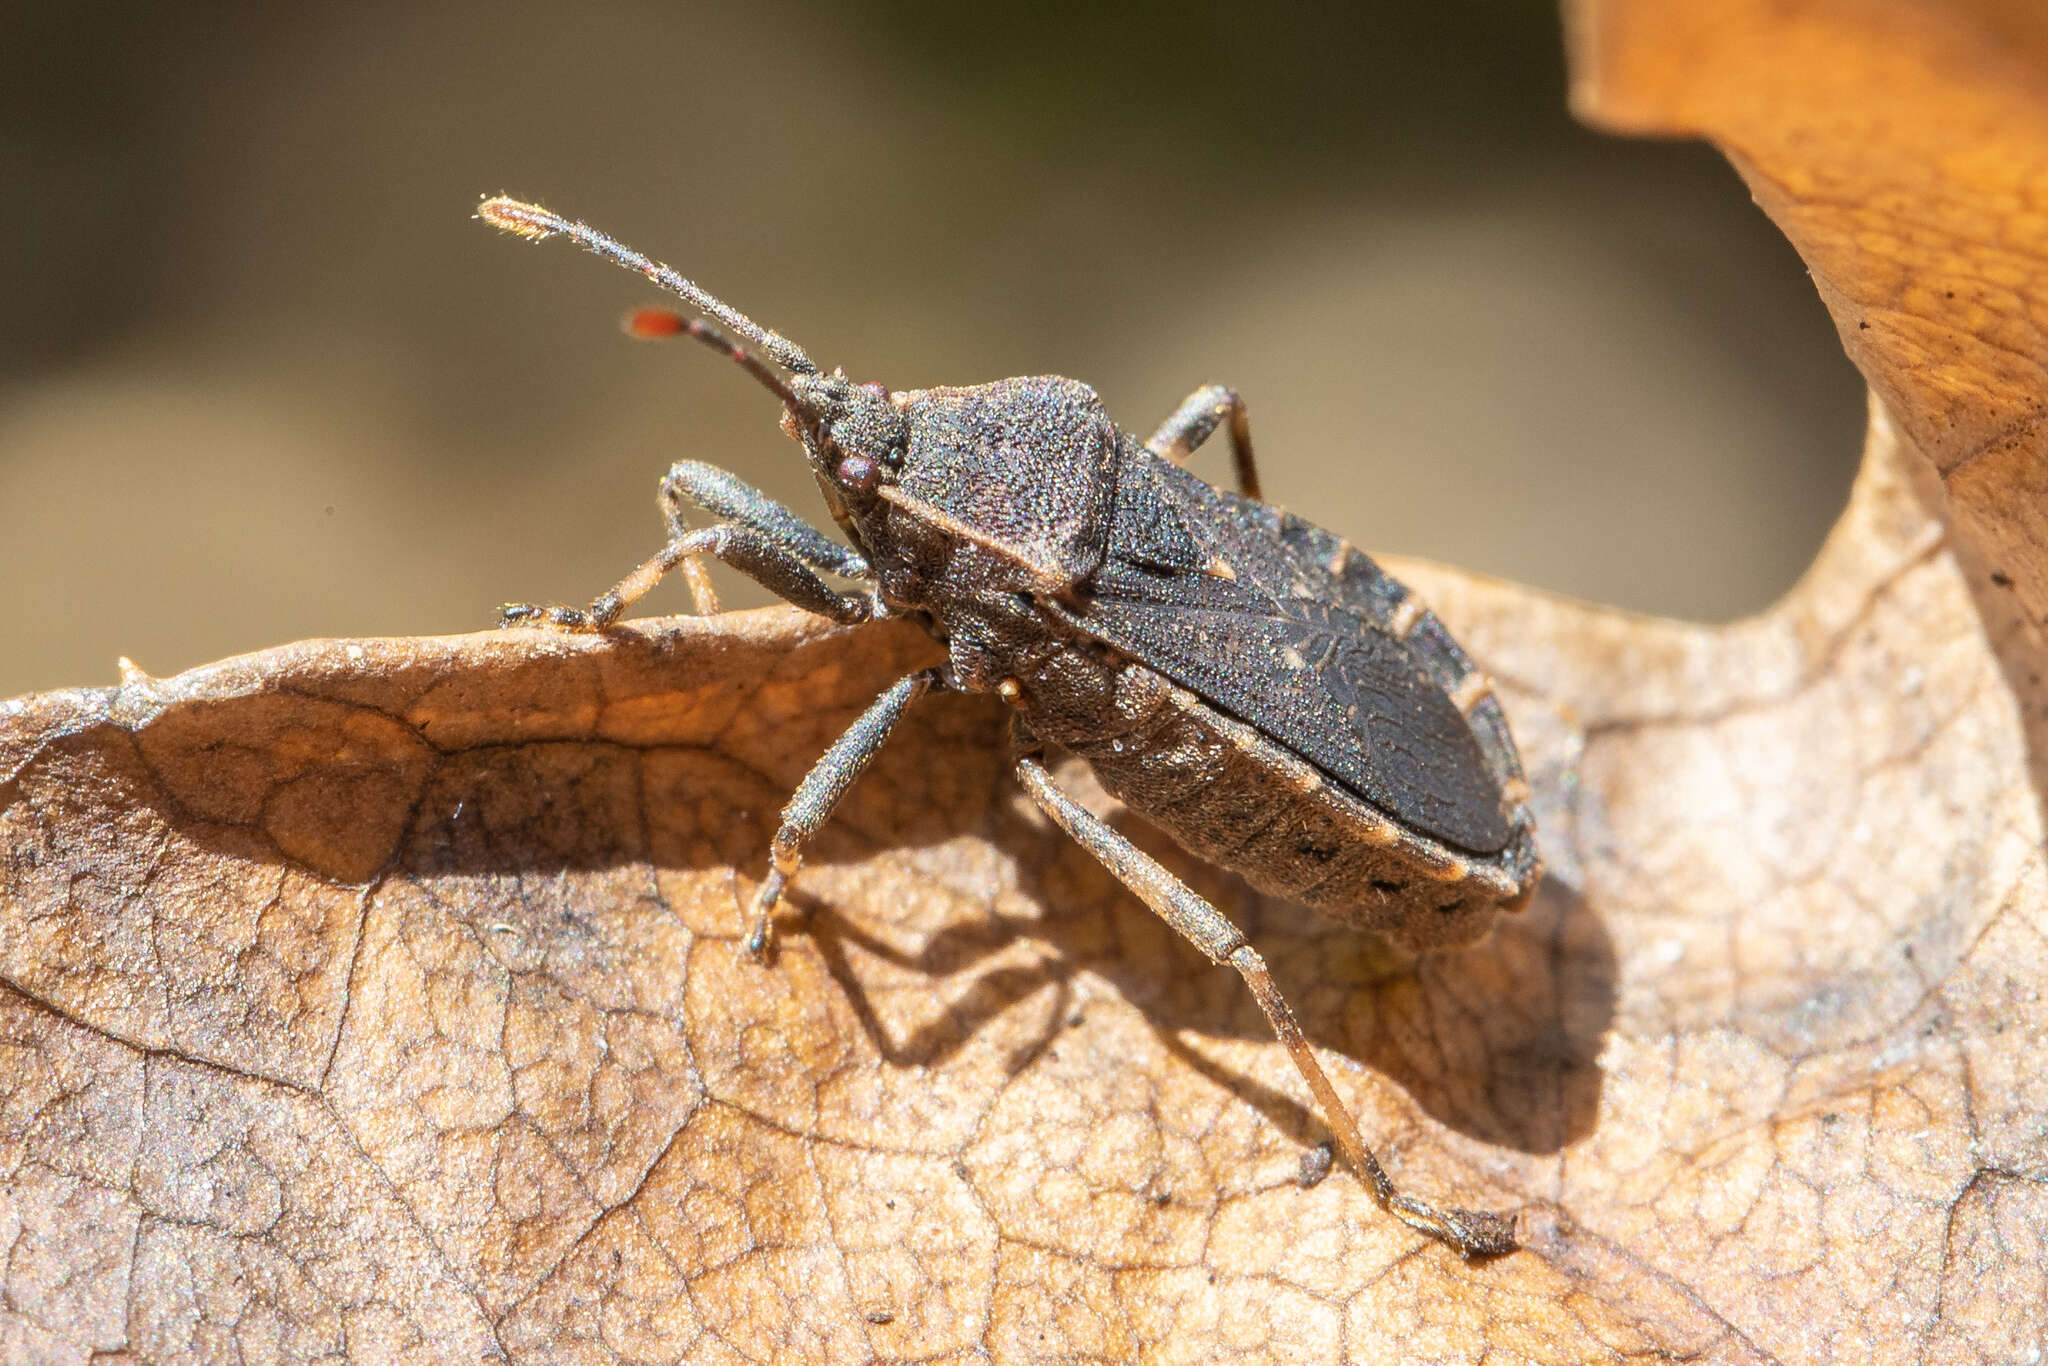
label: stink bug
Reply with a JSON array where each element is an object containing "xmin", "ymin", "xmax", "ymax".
[{"xmin": 478, "ymin": 196, "xmax": 1542, "ymax": 1257}]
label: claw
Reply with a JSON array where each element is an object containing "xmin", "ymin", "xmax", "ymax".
[
  {"xmin": 498, "ymin": 602, "xmax": 600, "ymax": 632},
  {"xmin": 742, "ymin": 867, "xmax": 786, "ymax": 962},
  {"xmin": 1389, "ymin": 1194, "xmax": 1518, "ymax": 1258}
]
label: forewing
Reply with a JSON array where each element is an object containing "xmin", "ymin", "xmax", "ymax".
[{"xmin": 1059, "ymin": 451, "xmax": 1511, "ymax": 856}]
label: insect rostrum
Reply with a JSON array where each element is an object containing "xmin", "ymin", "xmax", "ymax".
[{"xmin": 479, "ymin": 195, "xmax": 1542, "ymax": 1258}]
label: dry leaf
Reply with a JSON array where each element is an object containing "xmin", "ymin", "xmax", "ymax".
[
  {"xmin": 6, "ymin": 2, "xmax": 2048, "ymax": 1362},
  {"xmin": 1567, "ymin": 0, "xmax": 2048, "ymax": 647}
]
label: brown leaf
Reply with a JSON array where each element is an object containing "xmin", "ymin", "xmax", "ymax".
[
  {"xmin": 5, "ymin": 5, "xmax": 2048, "ymax": 1363},
  {"xmin": 1567, "ymin": 0, "xmax": 2048, "ymax": 650}
]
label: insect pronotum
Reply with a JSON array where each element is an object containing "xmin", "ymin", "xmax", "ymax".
[{"xmin": 478, "ymin": 196, "xmax": 1542, "ymax": 1257}]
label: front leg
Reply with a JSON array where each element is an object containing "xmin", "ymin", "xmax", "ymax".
[
  {"xmin": 503, "ymin": 460, "xmax": 871, "ymax": 627},
  {"xmin": 659, "ymin": 460, "xmax": 869, "ymax": 579},
  {"xmin": 501, "ymin": 523, "xmax": 876, "ymax": 630},
  {"xmin": 1146, "ymin": 384, "xmax": 1262, "ymax": 500}
]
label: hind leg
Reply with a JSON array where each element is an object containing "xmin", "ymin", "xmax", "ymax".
[
  {"xmin": 1011, "ymin": 724, "xmax": 1515, "ymax": 1258},
  {"xmin": 1146, "ymin": 385, "xmax": 1262, "ymax": 500}
]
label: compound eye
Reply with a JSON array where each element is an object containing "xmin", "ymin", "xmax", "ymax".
[{"xmin": 835, "ymin": 453, "xmax": 881, "ymax": 492}]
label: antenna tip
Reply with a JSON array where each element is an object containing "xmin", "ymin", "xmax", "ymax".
[
  {"xmin": 624, "ymin": 307, "xmax": 689, "ymax": 339},
  {"xmin": 476, "ymin": 196, "xmax": 562, "ymax": 242}
]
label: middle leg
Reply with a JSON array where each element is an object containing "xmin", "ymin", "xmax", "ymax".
[{"xmin": 744, "ymin": 667, "xmax": 942, "ymax": 957}]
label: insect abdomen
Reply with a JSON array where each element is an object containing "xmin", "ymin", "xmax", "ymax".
[{"xmin": 1027, "ymin": 650, "xmax": 1533, "ymax": 952}]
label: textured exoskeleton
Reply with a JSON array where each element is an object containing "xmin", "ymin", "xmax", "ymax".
[{"xmin": 480, "ymin": 197, "xmax": 1542, "ymax": 1257}]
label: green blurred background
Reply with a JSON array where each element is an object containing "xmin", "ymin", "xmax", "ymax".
[{"xmin": 0, "ymin": 1, "xmax": 1865, "ymax": 698}]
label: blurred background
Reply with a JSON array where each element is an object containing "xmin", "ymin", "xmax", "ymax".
[{"xmin": 0, "ymin": 1, "xmax": 1866, "ymax": 698}]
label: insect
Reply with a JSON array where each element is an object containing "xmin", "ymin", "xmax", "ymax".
[{"xmin": 478, "ymin": 196, "xmax": 1542, "ymax": 1257}]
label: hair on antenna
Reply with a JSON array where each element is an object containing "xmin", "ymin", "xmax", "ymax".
[{"xmin": 476, "ymin": 196, "xmax": 818, "ymax": 376}]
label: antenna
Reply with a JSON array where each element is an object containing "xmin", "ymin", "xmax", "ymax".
[
  {"xmin": 622, "ymin": 307, "xmax": 809, "ymax": 414},
  {"xmin": 477, "ymin": 196, "xmax": 818, "ymax": 376}
]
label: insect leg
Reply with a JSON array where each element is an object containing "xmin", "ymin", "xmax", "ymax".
[
  {"xmin": 744, "ymin": 668, "xmax": 941, "ymax": 958},
  {"xmin": 1012, "ymin": 737, "xmax": 1515, "ymax": 1258},
  {"xmin": 500, "ymin": 524, "xmax": 876, "ymax": 631},
  {"xmin": 659, "ymin": 461, "xmax": 870, "ymax": 578},
  {"xmin": 1145, "ymin": 385, "xmax": 1263, "ymax": 500},
  {"xmin": 654, "ymin": 460, "xmax": 870, "ymax": 614}
]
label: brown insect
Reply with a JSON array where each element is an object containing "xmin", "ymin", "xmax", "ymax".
[{"xmin": 480, "ymin": 196, "xmax": 1541, "ymax": 1256}]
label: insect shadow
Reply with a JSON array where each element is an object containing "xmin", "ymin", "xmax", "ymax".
[{"xmin": 783, "ymin": 747, "xmax": 1614, "ymax": 1159}]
